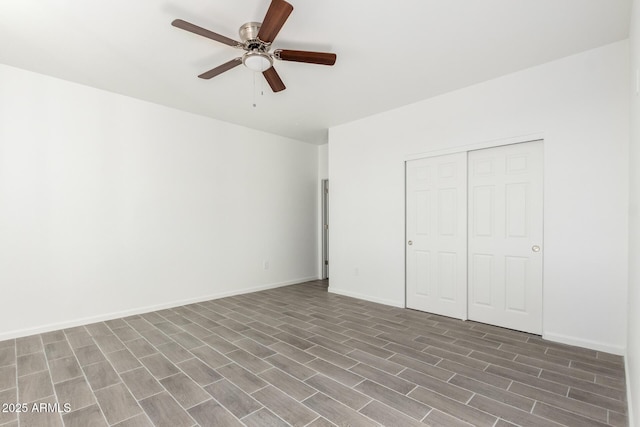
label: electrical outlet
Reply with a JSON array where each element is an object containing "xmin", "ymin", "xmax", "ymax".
[
  {"xmin": 354, "ymin": 267, "xmax": 359, "ymax": 276},
  {"xmin": 263, "ymin": 260, "xmax": 269, "ymax": 270}
]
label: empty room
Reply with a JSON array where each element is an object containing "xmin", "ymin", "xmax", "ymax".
[{"xmin": 1, "ymin": 0, "xmax": 639, "ymax": 426}]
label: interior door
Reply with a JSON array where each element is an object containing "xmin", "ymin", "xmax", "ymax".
[
  {"xmin": 467, "ymin": 141, "xmax": 544, "ymax": 334},
  {"xmin": 406, "ymin": 153, "xmax": 467, "ymax": 319}
]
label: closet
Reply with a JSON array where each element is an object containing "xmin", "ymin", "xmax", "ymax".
[{"xmin": 406, "ymin": 140, "xmax": 543, "ymax": 334}]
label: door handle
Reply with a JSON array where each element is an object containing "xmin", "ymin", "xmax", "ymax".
[
  {"xmin": 532, "ymin": 245, "xmax": 541, "ymax": 252},
  {"xmin": 408, "ymin": 241, "xmax": 413, "ymax": 246}
]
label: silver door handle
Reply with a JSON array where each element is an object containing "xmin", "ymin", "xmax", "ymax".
[
  {"xmin": 532, "ymin": 245, "xmax": 541, "ymax": 252},
  {"xmin": 408, "ymin": 241, "xmax": 413, "ymax": 245}
]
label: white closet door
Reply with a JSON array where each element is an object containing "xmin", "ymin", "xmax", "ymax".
[
  {"xmin": 467, "ymin": 141, "xmax": 543, "ymax": 334},
  {"xmin": 406, "ymin": 153, "xmax": 467, "ymax": 319}
]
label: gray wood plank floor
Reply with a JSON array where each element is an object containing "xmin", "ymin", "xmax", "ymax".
[{"xmin": 0, "ymin": 280, "xmax": 628, "ymax": 426}]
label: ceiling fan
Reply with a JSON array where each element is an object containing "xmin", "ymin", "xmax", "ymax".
[{"xmin": 172, "ymin": 0, "xmax": 337, "ymax": 93}]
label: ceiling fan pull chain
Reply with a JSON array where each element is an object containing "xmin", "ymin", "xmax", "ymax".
[{"xmin": 253, "ymin": 72, "xmax": 257, "ymax": 108}]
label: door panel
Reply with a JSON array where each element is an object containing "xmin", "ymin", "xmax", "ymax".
[
  {"xmin": 467, "ymin": 141, "xmax": 543, "ymax": 334},
  {"xmin": 505, "ymin": 256, "xmax": 527, "ymax": 311},
  {"xmin": 406, "ymin": 153, "xmax": 467, "ymax": 319},
  {"xmin": 473, "ymin": 186, "xmax": 494, "ymax": 237},
  {"xmin": 438, "ymin": 252, "xmax": 457, "ymax": 300},
  {"xmin": 506, "ymin": 183, "xmax": 528, "ymax": 237},
  {"xmin": 471, "ymin": 254, "xmax": 493, "ymax": 306},
  {"xmin": 416, "ymin": 251, "xmax": 430, "ymax": 296}
]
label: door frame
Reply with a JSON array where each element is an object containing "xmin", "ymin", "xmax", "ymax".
[
  {"xmin": 321, "ymin": 179, "xmax": 329, "ymax": 279},
  {"xmin": 404, "ymin": 134, "xmax": 545, "ymax": 322},
  {"xmin": 405, "ymin": 133, "xmax": 544, "ymax": 162}
]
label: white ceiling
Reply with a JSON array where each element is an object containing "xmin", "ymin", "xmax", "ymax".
[{"xmin": 0, "ymin": 0, "xmax": 632, "ymax": 144}]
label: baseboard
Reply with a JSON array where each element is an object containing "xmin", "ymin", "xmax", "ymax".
[
  {"xmin": 328, "ymin": 287, "xmax": 404, "ymax": 308},
  {"xmin": 626, "ymin": 354, "xmax": 635, "ymax": 427},
  {"xmin": 542, "ymin": 331, "xmax": 626, "ymax": 355},
  {"xmin": 0, "ymin": 276, "xmax": 318, "ymax": 342}
]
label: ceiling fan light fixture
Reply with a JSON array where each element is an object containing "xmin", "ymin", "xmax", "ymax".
[{"xmin": 243, "ymin": 51, "xmax": 273, "ymax": 72}]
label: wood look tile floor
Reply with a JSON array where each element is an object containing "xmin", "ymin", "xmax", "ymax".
[{"xmin": 0, "ymin": 280, "xmax": 628, "ymax": 427}]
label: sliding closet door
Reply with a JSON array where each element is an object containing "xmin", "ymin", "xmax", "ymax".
[
  {"xmin": 467, "ymin": 141, "xmax": 543, "ymax": 334},
  {"xmin": 406, "ymin": 153, "xmax": 467, "ymax": 319}
]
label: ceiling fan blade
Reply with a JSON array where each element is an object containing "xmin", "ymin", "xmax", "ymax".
[
  {"xmin": 263, "ymin": 67, "xmax": 286, "ymax": 92},
  {"xmin": 172, "ymin": 19, "xmax": 241, "ymax": 47},
  {"xmin": 257, "ymin": 0, "xmax": 293, "ymax": 43},
  {"xmin": 276, "ymin": 49, "xmax": 337, "ymax": 66},
  {"xmin": 198, "ymin": 58, "xmax": 242, "ymax": 79}
]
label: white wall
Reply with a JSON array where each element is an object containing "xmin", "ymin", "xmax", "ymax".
[
  {"xmin": 329, "ymin": 41, "xmax": 629, "ymax": 354},
  {"xmin": 319, "ymin": 144, "xmax": 328, "ymax": 180},
  {"xmin": 627, "ymin": 0, "xmax": 640, "ymax": 423},
  {"xmin": 0, "ymin": 64, "xmax": 319, "ymax": 340}
]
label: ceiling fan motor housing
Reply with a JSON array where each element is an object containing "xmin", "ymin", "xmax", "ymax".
[{"xmin": 239, "ymin": 22, "xmax": 263, "ymax": 45}]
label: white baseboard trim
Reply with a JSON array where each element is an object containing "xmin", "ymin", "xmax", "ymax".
[
  {"xmin": 0, "ymin": 276, "xmax": 318, "ymax": 342},
  {"xmin": 626, "ymin": 355, "xmax": 635, "ymax": 427},
  {"xmin": 542, "ymin": 331, "xmax": 626, "ymax": 355},
  {"xmin": 328, "ymin": 287, "xmax": 404, "ymax": 308}
]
